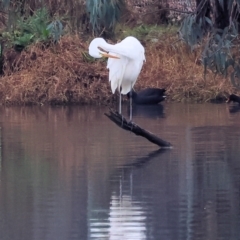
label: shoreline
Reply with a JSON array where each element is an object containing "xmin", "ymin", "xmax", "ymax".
[{"xmin": 0, "ymin": 34, "xmax": 237, "ymax": 106}]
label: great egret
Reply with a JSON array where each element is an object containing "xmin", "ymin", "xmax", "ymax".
[
  {"xmin": 88, "ymin": 36, "xmax": 146, "ymax": 120},
  {"xmin": 226, "ymin": 94, "xmax": 240, "ymax": 104},
  {"xmin": 127, "ymin": 88, "xmax": 166, "ymax": 105}
]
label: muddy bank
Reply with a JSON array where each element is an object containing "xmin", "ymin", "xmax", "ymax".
[{"xmin": 0, "ymin": 34, "xmax": 237, "ymax": 106}]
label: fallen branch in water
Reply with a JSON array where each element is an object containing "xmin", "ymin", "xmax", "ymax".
[{"xmin": 104, "ymin": 109, "xmax": 172, "ymax": 148}]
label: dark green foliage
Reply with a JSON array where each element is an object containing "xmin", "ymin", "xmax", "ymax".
[
  {"xmin": 202, "ymin": 23, "xmax": 238, "ymax": 76},
  {"xmin": 0, "ymin": 0, "xmax": 10, "ymax": 8},
  {"xmin": 0, "ymin": 0, "xmax": 126, "ymax": 39},
  {"xmin": 16, "ymin": 8, "xmax": 51, "ymax": 43},
  {"xmin": 0, "ymin": 0, "xmax": 85, "ymax": 37},
  {"xmin": 231, "ymin": 65, "xmax": 240, "ymax": 89},
  {"xmin": 47, "ymin": 20, "xmax": 63, "ymax": 42},
  {"xmin": 0, "ymin": 7, "xmax": 63, "ymax": 51},
  {"xmin": 86, "ymin": 0, "xmax": 125, "ymax": 36},
  {"xmin": 179, "ymin": 14, "xmax": 205, "ymax": 50},
  {"xmin": 179, "ymin": 0, "xmax": 240, "ymax": 89}
]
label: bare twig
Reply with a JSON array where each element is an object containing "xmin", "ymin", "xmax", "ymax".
[
  {"xmin": 142, "ymin": 7, "xmax": 193, "ymax": 16},
  {"xmin": 142, "ymin": 0, "xmax": 208, "ymax": 17}
]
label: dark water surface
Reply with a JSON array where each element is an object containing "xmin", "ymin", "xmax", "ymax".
[{"xmin": 0, "ymin": 103, "xmax": 240, "ymax": 240}]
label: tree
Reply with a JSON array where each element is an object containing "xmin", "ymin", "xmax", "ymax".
[
  {"xmin": 87, "ymin": 0, "xmax": 125, "ymax": 38},
  {"xmin": 179, "ymin": 0, "xmax": 240, "ymax": 88}
]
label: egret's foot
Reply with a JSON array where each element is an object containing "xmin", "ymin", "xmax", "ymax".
[
  {"xmin": 129, "ymin": 118, "xmax": 133, "ymax": 123},
  {"xmin": 128, "ymin": 119, "xmax": 135, "ymax": 131}
]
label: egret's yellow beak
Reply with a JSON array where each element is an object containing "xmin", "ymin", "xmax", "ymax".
[
  {"xmin": 98, "ymin": 46, "xmax": 120, "ymax": 59},
  {"xmin": 99, "ymin": 52, "xmax": 120, "ymax": 59}
]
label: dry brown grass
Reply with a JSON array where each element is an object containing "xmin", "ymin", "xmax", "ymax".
[
  {"xmin": 137, "ymin": 35, "xmax": 237, "ymax": 103},
  {"xmin": 0, "ymin": 34, "xmax": 238, "ymax": 106},
  {"xmin": 0, "ymin": 35, "xmax": 113, "ymax": 105}
]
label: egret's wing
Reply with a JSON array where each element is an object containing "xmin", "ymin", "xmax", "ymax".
[
  {"xmin": 107, "ymin": 54, "xmax": 128, "ymax": 93},
  {"xmin": 120, "ymin": 55, "xmax": 145, "ymax": 94}
]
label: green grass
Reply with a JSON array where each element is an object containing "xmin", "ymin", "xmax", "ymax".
[{"xmin": 115, "ymin": 24, "xmax": 179, "ymax": 41}]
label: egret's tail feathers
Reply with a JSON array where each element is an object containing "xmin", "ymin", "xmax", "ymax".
[
  {"xmin": 111, "ymin": 79, "xmax": 118, "ymax": 94},
  {"xmin": 108, "ymin": 55, "xmax": 128, "ymax": 94},
  {"xmin": 120, "ymin": 81, "xmax": 132, "ymax": 95}
]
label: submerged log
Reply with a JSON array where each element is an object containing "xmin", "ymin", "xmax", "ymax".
[{"xmin": 104, "ymin": 109, "xmax": 172, "ymax": 148}]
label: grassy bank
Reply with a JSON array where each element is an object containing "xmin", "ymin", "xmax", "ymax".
[{"xmin": 0, "ymin": 27, "xmax": 237, "ymax": 106}]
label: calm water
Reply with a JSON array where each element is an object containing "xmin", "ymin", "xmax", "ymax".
[{"xmin": 0, "ymin": 103, "xmax": 240, "ymax": 240}]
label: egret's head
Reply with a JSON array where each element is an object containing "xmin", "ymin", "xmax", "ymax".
[
  {"xmin": 88, "ymin": 38, "xmax": 120, "ymax": 59},
  {"xmin": 89, "ymin": 38, "xmax": 105, "ymax": 58}
]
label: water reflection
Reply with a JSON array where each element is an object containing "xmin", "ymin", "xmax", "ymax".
[
  {"xmin": 228, "ymin": 104, "xmax": 240, "ymax": 114},
  {"xmin": 90, "ymin": 149, "xmax": 167, "ymax": 240},
  {"xmin": 0, "ymin": 104, "xmax": 239, "ymax": 240},
  {"xmin": 129, "ymin": 104, "xmax": 165, "ymax": 119}
]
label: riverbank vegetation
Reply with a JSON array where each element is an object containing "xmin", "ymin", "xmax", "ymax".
[{"xmin": 0, "ymin": 0, "xmax": 239, "ymax": 105}]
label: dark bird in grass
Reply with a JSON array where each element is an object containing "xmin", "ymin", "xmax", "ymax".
[
  {"xmin": 226, "ymin": 94, "xmax": 240, "ymax": 113},
  {"xmin": 226, "ymin": 94, "xmax": 240, "ymax": 104},
  {"xmin": 127, "ymin": 88, "xmax": 166, "ymax": 105}
]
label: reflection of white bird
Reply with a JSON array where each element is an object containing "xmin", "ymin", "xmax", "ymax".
[{"xmin": 88, "ymin": 36, "xmax": 146, "ymax": 120}]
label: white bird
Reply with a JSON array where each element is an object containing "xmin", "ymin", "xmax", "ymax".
[{"xmin": 88, "ymin": 36, "xmax": 146, "ymax": 120}]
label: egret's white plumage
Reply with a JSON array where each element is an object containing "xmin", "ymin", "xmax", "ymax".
[{"xmin": 88, "ymin": 36, "xmax": 145, "ymax": 118}]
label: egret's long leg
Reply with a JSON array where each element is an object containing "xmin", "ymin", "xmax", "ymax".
[
  {"xmin": 119, "ymin": 92, "xmax": 122, "ymax": 114},
  {"xmin": 130, "ymin": 84, "xmax": 133, "ymax": 121}
]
